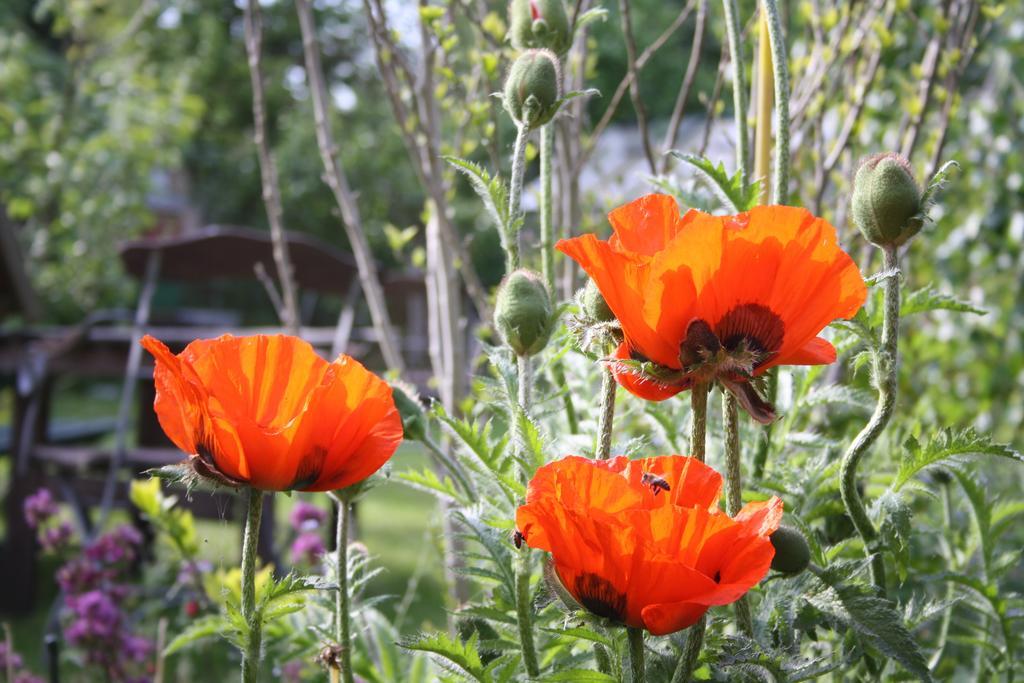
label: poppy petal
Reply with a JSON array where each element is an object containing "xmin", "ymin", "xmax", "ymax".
[
  {"xmin": 607, "ymin": 193, "xmax": 687, "ymax": 256},
  {"xmin": 774, "ymin": 336, "xmax": 837, "ymax": 367}
]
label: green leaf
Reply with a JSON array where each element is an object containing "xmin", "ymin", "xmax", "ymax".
[
  {"xmin": 541, "ymin": 626, "xmax": 613, "ymax": 649},
  {"xmin": 894, "ymin": 428, "xmax": 1023, "ymax": 491},
  {"xmin": 901, "ymin": 285, "xmax": 985, "ymax": 317},
  {"xmin": 574, "ymin": 7, "xmax": 608, "ymax": 31},
  {"xmin": 808, "ymin": 567, "xmax": 932, "ymax": 681},
  {"xmin": 536, "ymin": 671, "xmax": 618, "ymax": 682},
  {"xmin": 669, "ymin": 152, "xmax": 762, "ymax": 212},
  {"xmin": 399, "ymin": 467, "xmax": 470, "ymax": 504},
  {"xmin": 163, "ymin": 615, "xmax": 231, "ymax": 656},
  {"xmin": 444, "ymin": 156, "xmax": 510, "ymax": 236},
  {"xmin": 875, "ymin": 489, "xmax": 912, "ymax": 581},
  {"xmin": 402, "ymin": 631, "xmax": 490, "ymax": 682},
  {"xmin": 920, "ymin": 159, "xmax": 959, "ymax": 210}
]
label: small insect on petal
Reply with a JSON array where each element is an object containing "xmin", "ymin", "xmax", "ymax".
[{"xmin": 513, "ymin": 530, "xmax": 526, "ymax": 549}]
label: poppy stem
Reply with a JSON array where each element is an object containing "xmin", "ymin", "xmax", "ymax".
[
  {"xmin": 330, "ymin": 492, "xmax": 355, "ymax": 683},
  {"xmin": 626, "ymin": 627, "xmax": 646, "ymax": 683},
  {"xmin": 671, "ymin": 617, "xmax": 705, "ymax": 683},
  {"xmin": 539, "ymin": 122, "xmax": 555, "ymax": 293},
  {"xmin": 761, "ymin": 0, "xmax": 791, "ymax": 204},
  {"xmin": 506, "ymin": 122, "xmax": 530, "ymax": 274},
  {"xmin": 690, "ymin": 383, "xmax": 709, "ymax": 461},
  {"xmin": 839, "ymin": 244, "xmax": 900, "ymax": 595},
  {"xmin": 723, "ymin": 392, "xmax": 755, "ymax": 636},
  {"xmin": 595, "ymin": 367, "xmax": 617, "ymax": 459},
  {"xmin": 515, "ymin": 553, "xmax": 540, "ymax": 677},
  {"xmin": 239, "ymin": 488, "xmax": 264, "ymax": 683},
  {"xmin": 513, "ymin": 353, "xmax": 540, "ymax": 677},
  {"xmin": 720, "ymin": 0, "xmax": 748, "ymax": 184}
]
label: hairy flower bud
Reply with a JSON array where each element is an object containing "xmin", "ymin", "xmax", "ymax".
[
  {"xmin": 495, "ymin": 269, "xmax": 554, "ymax": 356},
  {"xmin": 769, "ymin": 525, "xmax": 811, "ymax": 575},
  {"xmin": 503, "ymin": 49, "xmax": 561, "ymax": 130},
  {"xmin": 581, "ymin": 279, "xmax": 615, "ymax": 322},
  {"xmin": 851, "ymin": 152, "xmax": 923, "ymax": 247},
  {"xmin": 508, "ymin": 0, "xmax": 572, "ymax": 55}
]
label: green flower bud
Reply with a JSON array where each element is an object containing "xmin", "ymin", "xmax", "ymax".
[
  {"xmin": 581, "ymin": 279, "xmax": 615, "ymax": 322},
  {"xmin": 503, "ymin": 49, "xmax": 561, "ymax": 130},
  {"xmin": 390, "ymin": 381, "xmax": 427, "ymax": 442},
  {"xmin": 508, "ymin": 0, "xmax": 572, "ymax": 56},
  {"xmin": 769, "ymin": 525, "xmax": 811, "ymax": 575},
  {"xmin": 494, "ymin": 269, "xmax": 554, "ymax": 357},
  {"xmin": 851, "ymin": 152, "xmax": 923, "ymax": 247}
]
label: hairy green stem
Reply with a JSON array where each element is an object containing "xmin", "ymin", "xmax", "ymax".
[
  {"xmin": 690, "ymin": 383, "xmax": 709, "ymax": 461},
  {"xmin": 240, "ymin": 488, "xmax": 264, "ymax": 683},
  {"xmin": 761, "ymin": 0, "xmax": 790, "ymax": 203},
  {"xmin": 331, "ymin": 494, "xmax": 355, "ymax": 683},
  {"xmin": 539, "ymin": 122, "xmax": 555, "ymax": 292},
  {"xmin": 929, "ymin": 480, "xmax": 955, "ymax": 673},
  {"xmin": 670, "ymin": 386, "xmax": 710, "ymax": 682},
  {"xmin": 515, "ymin": 552, "xmax": 540, "ymax": 677},
  {"xmin": 723, "ymin": 392, "xmax": 754, "ymax": 635},
  {"xmin": 594, "ymin": 640, "xmax": 613, "ymax": 675},
  {"xmin": 507, "ymin": 122, "xmax": 529, "ymax": 274},
  {"xmin": 553, "ymin": 362, "xmax": 580, "ymax": 433},
  {"xmin": 840, "ymin": 245, "xmax": 900, "ymax": 594},
  {"xmin": 596, "ymin": 368, "xmax": 617, "ymax": 459},
  {"xmin": 512, "ymin": 354, "xmax": 540, "ymax": 677},
  {"xmin": 627, "ymin": 627, "xmax": 646, "ymax": 683},
  {"xmin": 751, "ymin": 369, "xmax": 777, "ymax": 479},
  {"xmin": 671, "ymin": 617, "xmax": 706, "ymax": 683},
  {"xmin": 720, "ymin": 0, "xmax": 749, "ymax": 182}
]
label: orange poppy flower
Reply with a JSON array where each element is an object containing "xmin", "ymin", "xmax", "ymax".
[
  {"xmin": 515, "ymin": 455, "xmax": 782, "ymax": 635},
  {"xmin": 141, "ymin": 334, "xmax": 402, "ymax": 492},
  {"xmin": 558, "ymin": 194, "xmax": 866, "ymax": 419}
]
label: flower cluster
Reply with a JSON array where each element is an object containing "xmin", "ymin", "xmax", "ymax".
[
  {"xmin": 0, "ymin": 641, "xmax": 44, "ymax": 683},
  {"xmin": 56, "ymin": 525, "xmax": 153, "ymax": 682},
  {"xmin": 23, "ymin": 487, "xmax": 76, "ymax": 553}
]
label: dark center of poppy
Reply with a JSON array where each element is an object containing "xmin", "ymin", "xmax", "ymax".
[
  {"xmin": 573, "ymin": 573, "xmax": 627, "ymax": 622},
  {"xmin": 714, "ymin": 303, "xmax": 785, "ymax": 367},
  {"xmin": 290, "ymin": 446, "xmax": 328, "ymax": 490}
]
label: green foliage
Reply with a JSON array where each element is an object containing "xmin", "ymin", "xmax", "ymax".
[
  {"xmin": 807, "ymin": 565, "xmax": 932, "ymax": 681},
  {"xmin": 669, "ymin": 153, "xmax": 763, "ymax": 212},
  {"xmin": 894, "ymin": 428, "xmax": 1022, "ymax": 491}
]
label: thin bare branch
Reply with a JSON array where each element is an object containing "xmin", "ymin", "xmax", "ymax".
[
  {"xmin": 661, "ymin": 0, "xmax": 707, "ymax": 173},
  {"xmin": 243, "ymin": 0, "xmax": 301, "ymax": 334},
  {"xmin": 577, "ymin": 0, "xmax": 697, "ymax": 171},
  {"xmin": 295, "ymin": 0, "xmax": 405, "ymax": 371},
  {"xmin": 617, "ymin": 0, "xmax": 656, "ymax": 174}
]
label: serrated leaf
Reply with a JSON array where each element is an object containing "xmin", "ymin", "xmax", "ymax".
[
  {"xmin": 536, "ymin": 671, "xmax": 618, "ymax": 682},
  {"xmin": 574, "ymin": 7, "xmax": 608, "ymax": 31},
  {"xmin": 402, "ymin": 631, "xmax": 490, "ymax": 682},
  {"xmin": 541, "ymin": 626, "xmax": 613, "ymax": 648},
  {"xmin": 669, "ymin": 152, "xmax": 762, "ymax": 212},
  {"xmin": 808, "ymin": 568, "xmax": 932, "ymax": 681},
  {"xmin": 444, "ymin": 156, "xmax": 510, "ymax": 238},
  {"xmin": 399, "ymin": 467, "xmax": 470, "ymax": 504},
  {"xmin": 901, "ymin": 285, "xmax": 985, "ymax": 317},
  {"xmin": 894, "ymin": 428, "xmax": 1023, "ymax": 491},
  {"xmin": 163, "ymin": 615, "xmax": 231, "ymax": 655}
]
